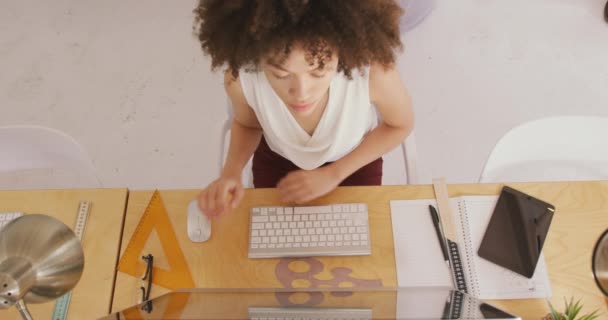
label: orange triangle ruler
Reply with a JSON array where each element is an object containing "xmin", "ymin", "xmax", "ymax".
[{"xmin": 118, "ymin": 190, "xmax": 195, "ymax": 289}]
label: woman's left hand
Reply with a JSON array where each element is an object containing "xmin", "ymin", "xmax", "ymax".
[{"xmin": 277, "ymin": 166, "xmax": 341, "ymax": 204}]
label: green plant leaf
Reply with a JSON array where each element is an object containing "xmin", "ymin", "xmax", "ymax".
[
  {"xmin": 548, "ymin": 301, "xmax": 560, "ymax": 319},
  {"xmin": 579, "ymin": 310, "xmax": 600, "ymax": 320},
  {"xmin": 550, "ymin": 297, "xmax": 601, "ymax": 320}
]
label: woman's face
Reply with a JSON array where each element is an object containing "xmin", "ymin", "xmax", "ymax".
[{"xmin": 262, "ymin": 45, "xmax": 338, "ymax": 116}]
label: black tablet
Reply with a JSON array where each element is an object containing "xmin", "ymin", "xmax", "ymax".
[{"xmin": 478, "ymin": 186, "xmax": 555, "ymax": 278}]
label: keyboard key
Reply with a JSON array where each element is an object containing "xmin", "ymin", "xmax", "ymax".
[
  {"xmin": 319, "ymin": 206, "xmax": 332, "ymax": 213},
  {"xmin": 252, "ymin": 216, "xmax": 268, "ymax": 223}
]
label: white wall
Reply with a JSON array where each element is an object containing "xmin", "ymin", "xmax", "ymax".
[{"xmin": 2, "ymin": 0, "xmax": 607, "ymax": 189}]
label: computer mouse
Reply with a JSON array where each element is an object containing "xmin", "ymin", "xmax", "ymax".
[{"xmin": 187, "ymin": 200, "xmax": 211, "ymax": 242}]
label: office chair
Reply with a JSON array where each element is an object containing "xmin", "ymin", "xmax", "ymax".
[
  {"xmin": 220, "ymin": 99, "xmax": 419, "ymax": 187},
  {"xmin": 479, "ymin": 116, "xmax": 608, "ymax": 183},
  {"xmin": 0, "ymin": 125, "xmax": 102, "ymax": 190},
  {"xmin": 219, "ymin": 100, "xmax": 254, "ymax": 187},
  {"xmin": 398, "ymin": 0, "xmax": 436, "ymax": 33},
  {"xmin": 390, "ymin": 131, "xmax": 419, "ymax": 185}
]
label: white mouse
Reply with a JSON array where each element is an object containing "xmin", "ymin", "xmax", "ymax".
[{"xmin": 187, "ymin": 200, "xmax": 211, "ymax": 242}]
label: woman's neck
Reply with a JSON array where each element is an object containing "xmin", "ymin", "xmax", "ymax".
[{"xmin": 291, "ymin": 89, "xmax": 330, "ymax": 136}]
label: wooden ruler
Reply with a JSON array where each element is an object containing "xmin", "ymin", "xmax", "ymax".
[
  {"xmin": 432, "ymin": 178, "xmax": 468, "ymax": 293},
  {"xmin": 117, "ymin": 190, "xmax": 194, "ymax": 290},
  {"xmin": 51, "ymin": 201, "xmax": 91, "ymax": 320},
  {"xmin": 432, "ymin": 178, "xmax": 456, "ymax": 240}
]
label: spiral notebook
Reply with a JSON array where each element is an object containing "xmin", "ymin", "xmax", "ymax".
[{"xmin": 390, "ymin": 196, "xmax": 552, "ymax": 300}]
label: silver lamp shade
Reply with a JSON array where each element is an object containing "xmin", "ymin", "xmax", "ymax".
[
  {"xmin": 0, "ymin": 214, "xmax": 84, "ymax": 318},
  {"xmin": 592, "ymin": 228, "xmax": 608, "ymax": 305}
]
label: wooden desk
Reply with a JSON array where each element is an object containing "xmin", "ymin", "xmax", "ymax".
[
  {"xmin": 112, "ymin": 182, "xmax": 608, "ymax": 319},
  {"xmin": 0, "ymin": 189, "xmax": 128, "ymax": 320}
]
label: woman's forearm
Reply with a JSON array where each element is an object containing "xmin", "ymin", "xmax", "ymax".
[
  {"xmin": 221, "ymin": 121, "xmax": 263, "ymax": 179},
  {"xmin": 327, "ymin": 123, "xmax": 412, "ymax": 181}
]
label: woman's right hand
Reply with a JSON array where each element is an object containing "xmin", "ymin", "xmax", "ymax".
[{"xmin": 197, "ymin": 175, "xmax": 244, "ymax": 219}]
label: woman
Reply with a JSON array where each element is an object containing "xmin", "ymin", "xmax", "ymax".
[{"xmin": 194, "ymin": 0, "xmax": 414, "ymax": 217}]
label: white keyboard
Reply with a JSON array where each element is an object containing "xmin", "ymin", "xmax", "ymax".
[
  {"xmin": 249, "ymin": 307, "xmax": 372, "ymax": 320},
  {"xmin": 248, "ymin": 203, "xmax": 371, "ymax": 258},
  {"xmin": 0, "ymin": 212, "xmax": 23, "ymax": 230}
]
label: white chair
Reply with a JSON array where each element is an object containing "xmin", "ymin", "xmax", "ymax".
[
  {"xmin": 479, "ymin": 116, "xmax": 608, "ymax": 183},
  {"xmin": 219, "ymin": 100, "xmax": 253, "ymax": 187},
  {"xmin": 0, "ymin": 125, "xmax": 102, "ymax": 190},
  {"xmin": 220, "ymin": 99, "xmax": 419, "ymax": 187},
  {"xmin": 383, "ymin": 130, "xmax": 419, "ymax": 185},
  {"xmin": 398, "ymin": 0, "xmax": 436, "ymax": 33}
]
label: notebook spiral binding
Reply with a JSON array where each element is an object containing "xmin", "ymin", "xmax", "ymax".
[
  {"xmin": 447, "ymin": 239, "xmax": 468, "ymax": 293},
  {"xmin": 458, "ymin": 200, "xmax": 480, "ymax": 297},
  {"xmin": 450, "ymin": 290, "xmax": 464, "ymax": 319}
]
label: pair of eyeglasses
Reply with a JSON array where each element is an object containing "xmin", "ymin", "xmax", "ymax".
[{"xmin": 140, "ymin": 254, "xmax": 154, "ymax": 313}]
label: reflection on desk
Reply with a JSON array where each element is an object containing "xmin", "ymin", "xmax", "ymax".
[{"xmin": 102, "ymin": 288, "xmax": 519, "ymax": 320}]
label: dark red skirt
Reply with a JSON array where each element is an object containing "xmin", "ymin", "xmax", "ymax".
[{"xmin": 252, "ymin": 137, "xmax": 383, "ymax": 188}]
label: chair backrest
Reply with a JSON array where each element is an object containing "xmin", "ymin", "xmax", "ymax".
[
  {"xmin": 398, "ymin": 0, "xmax": 436, "ymax": 33},
  {"xmin": 220, "ymin": 100, "xmax": 253, "ymax": 188},
  {"xmin": 479, "ymin": 116, "xmax": 608, "ymax": 183},
  {"xmin": 0, "ymin": 125, "xmax": 101, "ymax": 190},
  {"xmin": 381, "ymin": 130, "xmax": 419, "ymax": 185}
]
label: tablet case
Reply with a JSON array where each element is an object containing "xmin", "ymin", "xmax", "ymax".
[{"xmin": 477, "ymin": 186, "xmax": 555, "ymax": 278}]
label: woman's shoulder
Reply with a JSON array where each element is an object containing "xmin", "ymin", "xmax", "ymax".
[
  {"xmin": 368, "ymin": 63, "xmax": 400, "ymax": 102},
  {"xmin": 224, "ymin": 71, "xmax": 248, "ymax": 106}
]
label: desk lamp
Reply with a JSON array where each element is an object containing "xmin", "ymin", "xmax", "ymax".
[
  {"xmin": 592, "ymin": 229, "xmax": 608, "ymax": 306},
  {"xmin": 0, "ymin": 214, "xmax": 84, "ymax": 320}
]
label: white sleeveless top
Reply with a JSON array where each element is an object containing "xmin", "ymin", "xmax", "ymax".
[{"xmin": 239, "ymin": 68, "xmax": 377, "ymax": 170}]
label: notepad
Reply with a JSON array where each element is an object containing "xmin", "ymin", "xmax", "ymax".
[{"xmin": 390, "ymin": 196, "xmax": 552, "ymax": 300}]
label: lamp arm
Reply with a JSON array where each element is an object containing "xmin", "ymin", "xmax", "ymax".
[{"xmin": 16, "ymin": 300, "xmax": 33, "ymax": 320}]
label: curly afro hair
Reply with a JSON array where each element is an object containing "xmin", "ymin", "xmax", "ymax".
[{"xmin": 193, "ymin": 0, "xmax": 404, "ymax": 79}]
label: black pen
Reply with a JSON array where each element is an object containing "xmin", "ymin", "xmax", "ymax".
[{"xmin": 429, "ymin": 205, "xmax": 453, "ymax": 275}]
